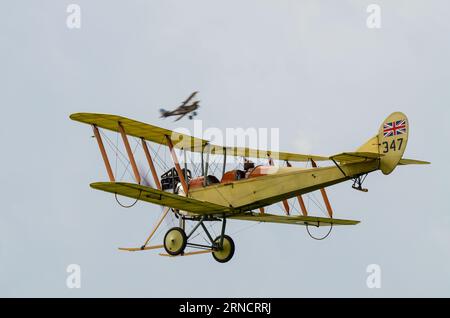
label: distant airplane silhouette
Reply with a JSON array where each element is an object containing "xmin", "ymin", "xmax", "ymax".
[{"xmin": 160, "ymin": 91, "xmax": 200, "ymax": 121}]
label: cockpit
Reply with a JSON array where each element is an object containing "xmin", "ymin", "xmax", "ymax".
[{"xmin": 160, "ymin": 159, "xmax": 273, "ymax": 193}]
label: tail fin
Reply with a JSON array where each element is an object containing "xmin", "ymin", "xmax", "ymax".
[
  {"xmin": 159, "ymin": 109, "xmax": 168, "ymax": 117},
  {"xmin": 357, "ymin": 112, "xmax": 409, "ymax": 175},
  {"xmin": 377, "ymin": 112, "xmax": 409, "ymax": 175}
]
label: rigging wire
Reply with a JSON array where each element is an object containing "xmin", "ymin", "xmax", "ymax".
[
  {"xmin": 101, "ymin": 130, "xmax": 131, "ymax": 164},
  {"xmin": 230, "ymin": 221, "xmax": 261, "ymax": 236},
  {"xmin": 115, "ymin": 131, "xmax": 118, "ymax": 177},
  {"xmin": 189, "ymin": 152, "xmax": 202, "ymax": 177},
  {"xmin": 131, "ymin": 137, "xmax": 153, "ymax": 186},
  {"xmin": 209, "ymin": 155, "xmax": 221, "ymax": 176},
  {"xmin": 118, "ymin": 139, "xmax": 140, "ymax": 182},
  {"xmin": 101, "ymin": 130, "xmax": 135, "ymax": 181},
  {"xmin": 307, "ymin": 192, "xmax": 328, "ymax": 216},
  {"xmin": 149, "ymin": 143, "xmax": 170, "ymax": 172},
  {"xmin": 201, "ymin": 221, "xmax": 217, "ymax": 245}
]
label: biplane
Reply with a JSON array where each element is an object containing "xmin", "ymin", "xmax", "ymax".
[
  {"xmin": 70, "ymin": 111, "xmax": 429, "ymax": 263},
  {"xmin": 159, "ymin": 91, "xmax": 200, "ymax": 121}
]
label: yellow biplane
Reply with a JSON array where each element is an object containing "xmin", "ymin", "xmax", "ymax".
[{"xmin": 70, "ymin": 111, "xmax": 429, "ymax": 263}]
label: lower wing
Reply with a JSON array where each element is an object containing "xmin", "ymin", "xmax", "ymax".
[
  {"xmin": 174, "ymin": 112, "xmax": 188, "ymax": 121},
  {"xmin": 230, "ymin": 212, "xmax": 360, "ymax": 227},
  {"xmin": 90, "ymin": 182, "xmax": 232, "ymax": 215}
]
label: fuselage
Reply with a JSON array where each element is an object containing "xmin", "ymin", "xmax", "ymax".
[{"xmin": 188, "ymin": 160, "xmax": 380, "ymax": 212}]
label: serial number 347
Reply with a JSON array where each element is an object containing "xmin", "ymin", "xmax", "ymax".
[{"xmin": 381, "ymin": 137, "xmax": 404, "ymax": 153}]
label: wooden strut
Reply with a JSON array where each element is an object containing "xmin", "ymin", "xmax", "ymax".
[
  {"xmin": 269, "ymin": 155, "xmax": 290, "ymax": 215},
  {"xmin": 286, "ymin": 161, "xmax": 308, "ymax": 216},
  {"xmin": 92, "ymin": 125, "xmax": 115, "ymax": 182},
  {"xmin": 118, "ymin": 123, "xmax": 141, "ymax": 185},
  {"xmin": 142, "ymin": 206, "xmax": 170, "ymax": 247},
  {"xmin": 203, "ymin": 143, "xmax": 210, "ymax": 187},
  {"xmin": 311, "ymin": 159, "xmax": 333, "ymax": 218},
  {"xmin": 142, "ymin": 141, "xmax": 185, "ymax": 249},
  {"xmin": 297, "ymin": 195, "xmax": 308, "ymax": 217},
  {"xmin": 222, "ymin": 147, "xmax": 227, "ymax": 178},
  {"xmin": 253, "ymin": 156, "xmax": 265, "ymax": 215},
  {"xmin": 141, "ymin": 138, "xmax": 162, "ymax": 190},
  {"xmin": 165, "ymin": 136, "xmax": 189, "ymax": 194}
]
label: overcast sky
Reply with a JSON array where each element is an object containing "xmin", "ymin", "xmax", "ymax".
[{"xmin": 1, "ymin": 0, "xmax": 449, "ymax": 297}]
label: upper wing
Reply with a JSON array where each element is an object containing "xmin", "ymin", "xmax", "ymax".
[
  {"xmin": 69, "ymin": 113, "xmax": 328, "ymax": 162},
  {"xmin": 230, "ymin": 212, "xmax": 360, "ymax": 227},
  {"xmin": 91, "ymin": 182, "xmax": 232, "ymax": 215},
  {"xmin": 180, "ymin": 91, "xmax": 198, "ymax": 106}
]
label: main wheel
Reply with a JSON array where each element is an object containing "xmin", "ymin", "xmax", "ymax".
[
  {"xmin": 212, "ymin": 235, "xmax": 235, "ymax": 263},
  {"xmin": 164, "ymin": 227, "xmax": 187, "ymax": 256}
]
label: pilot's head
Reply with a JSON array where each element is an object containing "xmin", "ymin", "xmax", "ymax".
[{"xmin": 244, "ymin": 159, "xmax": 255, "ymax": 171}]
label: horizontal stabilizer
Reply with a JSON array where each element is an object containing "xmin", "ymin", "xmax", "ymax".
[
  {"xmin": 230, "ymin": 212, "xmax": 360, "ymax": 227},
  {"xmin": 398, "ymin": 158, "xmax": 430, "ymax": 165},
  {"xmin": 329, "ymin": 152, "xmax": 384, "ymax": 164}
]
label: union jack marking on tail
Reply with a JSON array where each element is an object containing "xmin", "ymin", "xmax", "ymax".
[{"xmin": 383, "ymin": 120, "xmax": 406, "ymax": 137}]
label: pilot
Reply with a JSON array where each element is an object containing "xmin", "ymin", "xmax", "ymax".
[{"xmin": 244, "ymin": 159, "xmax": 255, "ymax": 178}]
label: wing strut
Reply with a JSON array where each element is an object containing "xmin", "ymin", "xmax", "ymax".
[
  {"xmin": 203, "ymin": 143, "xmax": 210, "ymax": 186},
  {"xmin": 311, "ymin": 159, "xmax": 333, "ymax": 218},
  {"xmin": 269, "ymin": 155, "xmax": 290, "ymax": 215},
  {"xmin": 141, "ymin": 138, "xmax": 162, "ymax": 189},
  {"xmin": 142, "ymin": 206, "xmax": 170, "ymax": 247},
  {"xmin": 180, "ymin": 91, "xmax": 198, "ymax": 107},
  {"xmin": 119, "ymin": 206, "xmax": 170, "ymax": 252},
  {"xmin": 118, "ymin": 123, "xmax": 141, "ymax": 184},
  {"xmin": 286, "ymin": 161, "xmax": 308, "ymax": 216},
  {"xmin": 166, "ymin": 135, "xmax": 189, "ymax": 194},
  {"xmin": 92, "ymin": 125, "xmax": 115, "ymax": 182}
]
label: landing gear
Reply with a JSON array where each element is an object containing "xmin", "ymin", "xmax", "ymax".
[
  {"xmin": 212, "ymin": 235, "xmax": 235, "ymax": 263},
  {"xmin": 163, "ymin": 227, "xmax": 187, "ymax": 255},
  {"xmin": 352, "ymin": 174, "xmax": 368, "ymax": 192},
  {"xmin": 163, "ymin": 216, "xmax": 235, "ymax": 263}
]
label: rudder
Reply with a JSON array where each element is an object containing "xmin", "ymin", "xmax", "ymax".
[{"xmin": 378, "ymin": 112, "xmax": 409, "ymax": 175}]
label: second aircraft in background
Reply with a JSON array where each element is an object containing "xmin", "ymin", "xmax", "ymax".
[{"xmin": 159, "ymin": 91, "xmax": 200, "ymax": 121}]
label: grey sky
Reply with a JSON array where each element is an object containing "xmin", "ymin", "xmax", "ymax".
[{"xmin": 1, "ymin": 0, "xmax": 449, "ymax": 297}]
